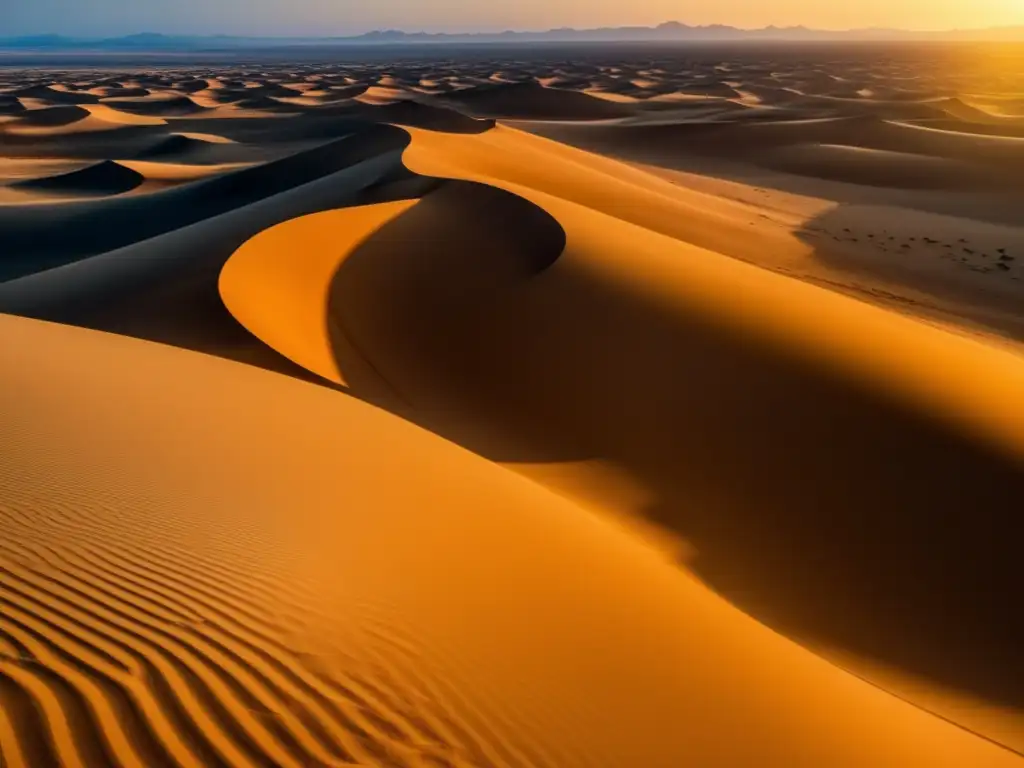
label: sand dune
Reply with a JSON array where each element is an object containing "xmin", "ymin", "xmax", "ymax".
[
  {"xmin": 0, "ymin": 95, "xmax": 25, "ymax": 115},
  {"xmin": 132, "ymin": 133, "xmax": 257, "ymax": 165},
  {"xmin": 83, "ymin": 104, "xmax": 169, "ymax": 126},
  {"xmin": 11, "ymin": 159, "xmax": 144, "ymax": 197},
  {"xmin": 0, "ymin": 126, "xmax": 409, "ymax": 279},
  {"xmin": 11, "ymin": 84, "xmax": 101, "ymax": 105},
  {"xmin": 3, "ymin": 48, "xmax": 1024, "ymax": 766},
  {"xmin": 101, "ymin": 95, "xmax": 211, "ymax": 117},
  {"xmin": 0, "ymin": 104, "xmax": 166, "ymax": 138},
  {"xmin": 216, "ymin": 122, "xmax": 1024, "ymax": 750},
  {"xmin": 0, "ymin": 312, "xmax": 1020, "ymax": 768},
  {"xmin": 3, "ymin": 104, "xmax": 92, "ymax": 129}
]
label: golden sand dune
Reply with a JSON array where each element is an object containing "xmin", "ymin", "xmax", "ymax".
[
  {"xmin": 84, "ymin": 104, "xmax": 169, "ymax": 126},
  {"xmin": 3, "ymin": 50, "xmax": 1024, "ymax": 766},
  {"xmin": 0, "ymin": 104, "xmax": 166, "ymax": 137},
  {"xmin": 100, "ymin": 95, "xmax": 212, "ymax": 117},
  {"xmin": 221, "ymin": 123, "xmax": 1024, "ymax": 753},
  {"xmin": 0, "ymin": 313, "xmax": 1020, "ymax": 768},
  {"xmin": 10, "ymin": 84, "xmax": 101, "ymax": 105}
]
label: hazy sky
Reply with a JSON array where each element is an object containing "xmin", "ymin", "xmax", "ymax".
[{"xmin": 6, "ymin": 0, "xmax": 1024, "ymax": 37}]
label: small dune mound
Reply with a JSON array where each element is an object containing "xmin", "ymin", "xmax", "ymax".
[
  {"xmin": 90, "ymin": 86, "xmax": 151, "ymax": 99},
  {"xmin": 355, "ymin": 86, "xmax": 408, "ymax": 105},
  {"xmin": 0, "ymin": 95, "xmax": 25, "ymax": 115},
  {"xmin": 134, "ymin": 133, "xmax": 233, "ymax": 161},
  {"xmin": 326, "ymin": 83, "xmax": 370, "ymax": 99},
  {"xmin": 676, "ymin": 81, "xmax": 742, "ymax": 99},
  {"xmin": 445, "ymin": 81, "xmax": 635, "ymax": 121},
  {"xmin": 963, "ymin": 96, "xmax": 1024, "ymax": 119},
  {"xmin": 175, "ymin": 78, "xmax": 210, "ymax": 93},
  {"xmin": 100, "ymin": 95, "xmax": 210, "ymax": 117},
  {"xmin": 4, "ymin": 105, "xmax": 91, "ymax": 129},
  {"xmin": 935, "ymin": 96, "xmax": 1012, "ymax": 125},
  {"xmin": 175, "ymin": 131, "xmax": 235, "ymax": 144},
  {"xmin": 119, "ymin": 159, "xmax": 251, "ymax": 184},
  {"xmin": 12, "ymin": 160, "xmax": 144, "ymax": 196},
  {"xmin": 229, "ymin": 95, "xmax": 303, "ymax": 113},
  {"xmin": 81, "ymin": 104, "xmax": 167, "ymax": 126},
  {"xmin": 241, "ymin": 83, "xmax": 305, "ymax": 100},
  {"xmin": 11, "ymin": 84, "xmax": 101, "ymax": 105}
]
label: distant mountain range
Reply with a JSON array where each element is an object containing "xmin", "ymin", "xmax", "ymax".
[{"xmin": 3, "ymin": 23, "xmax": 1024, "ymax": 50}]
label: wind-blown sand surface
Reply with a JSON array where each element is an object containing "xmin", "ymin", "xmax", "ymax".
[{"xmin": 2, "ymin": 45, "xmax": 1024, "ymax": 765}]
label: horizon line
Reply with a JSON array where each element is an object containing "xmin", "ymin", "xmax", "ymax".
[{"xmin": 5, "ymin": 19, "xmax": 1024, "ymax": 39}]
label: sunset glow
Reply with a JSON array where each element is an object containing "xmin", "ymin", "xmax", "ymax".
[{"xmin": 4, "ymin": 0, "xmax": 1024, "ymax": 37}]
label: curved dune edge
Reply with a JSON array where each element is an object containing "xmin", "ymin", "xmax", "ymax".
[
  {"xmin": 1, "ymin": 313, "xmax": 1021, "ymax": 767},
  {"xmin": 84, "ymin": 103, "xmax": 169, "ymax": 126},
  {"xmin": 226, "ymin": 124, "xmax": 1024, "ymax": 461},
  {"xmin": 220, "ymin": 199, "xmax": 419, "ymax": 389},
  {"xmin": 220, "ymin": 124, "xmax": 1024, "ymax": 753},
  {"xmin": 401, "ymin": 126, "xmax": 1024, "ymax": 455},
  {"xmin": 0, "ymin": 104, "xmax": 167, "ymax": 136}
]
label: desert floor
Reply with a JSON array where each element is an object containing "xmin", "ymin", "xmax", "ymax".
[{"xmin": 2, "ymin": 43, "xmax": 1024, "ymax": 766}]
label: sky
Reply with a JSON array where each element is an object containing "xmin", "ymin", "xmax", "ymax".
[{"xmin": 5, "ymin": 0, "xmax": 1024, "ymax": 37}]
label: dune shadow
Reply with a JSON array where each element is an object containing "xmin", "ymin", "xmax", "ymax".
[
  {"xmin": 324, "ymin": 178, "xmax": 1024, "ymax": 712},
  {"xmin": 326, "ymin": 177, "xmax": 578, "ymax": 461}
]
